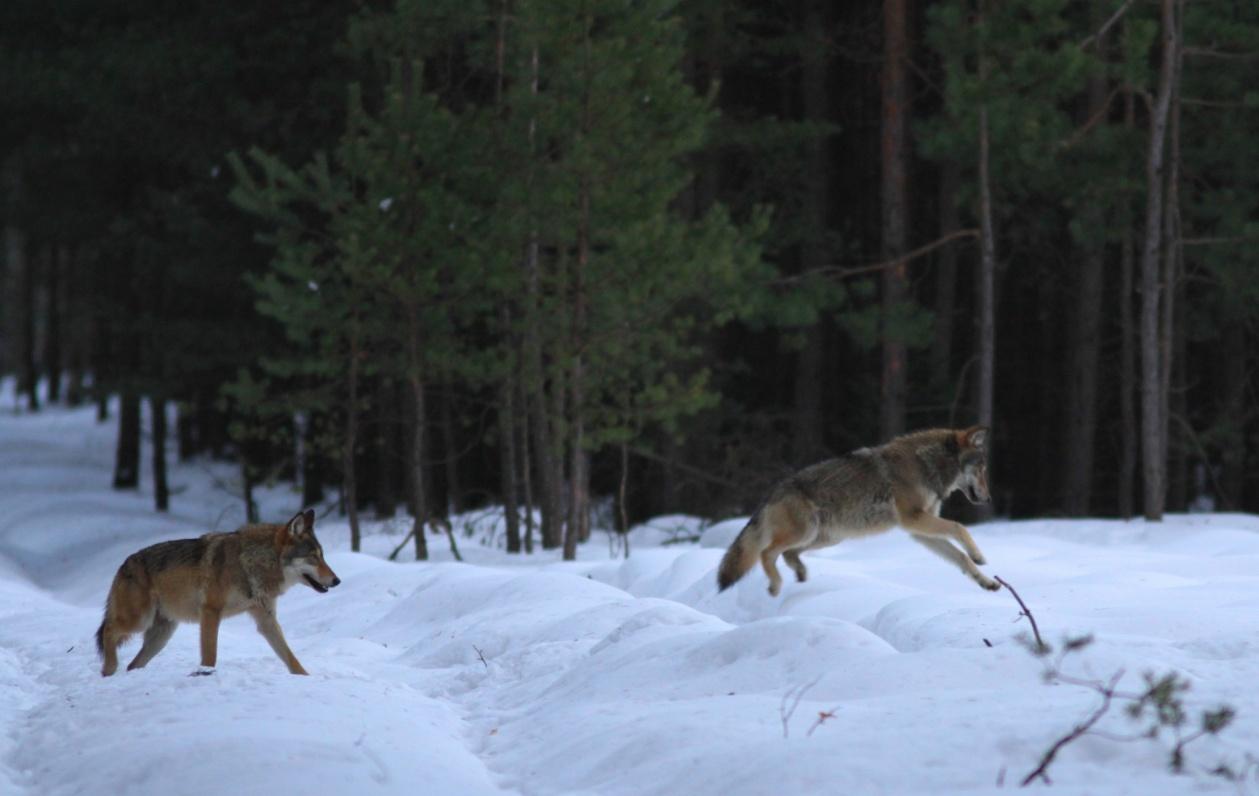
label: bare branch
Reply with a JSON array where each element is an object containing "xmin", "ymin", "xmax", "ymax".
[
  {"xmin": 1180, "ymin": 235, "xmax": 1259, "ymax": 246},
  {"xmin": 995, "ymin": 575, "xmax": 1047, "ymax": 653},
  {"xmin": 1057, "ymin": 86, "xmax": 1123, "ymax": 150},
  {"xmin": 1184, "ymin": 46, "xmax": 1259, "ymax": 60},
  {"xmin": 1080, "ymin": 0, "xmax": 1135, "ymax": 50},
  {"xmin": 1181, "ymin": 97, "xmax": 1251, "ymax": 109},
  {"xmin": 1021, "ymin": 670, "xmax": 1126, "ymax": 786},
  {"xmin": 776, "ymin": 229, "xmax": 979, "ymax": 286},
  {"xmin": 629, "ymin": 445, "xmax": 737, "ymax": 489},
  {"xmin": 1169, "ymin": 412, "xmax": 1233, "ymax": 510}
]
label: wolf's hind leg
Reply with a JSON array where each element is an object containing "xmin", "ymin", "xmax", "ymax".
[
  {"xmin": 127, "ymin": 614, "xmax": 176, "ymax": 671},
  {"xmin": 782, "ymin": 549, "xmax": 808, "ymax": 583},
  {"xmin": 909, "ymin": 534, "xmax": 999, "ymax": 591},
  {"xmin": 98, "ymin": 563, "xmax": 155, "ymax": 676},
  {"xmin": 761, "ymin": 547, "xmax": 789, "ymax": 596}
]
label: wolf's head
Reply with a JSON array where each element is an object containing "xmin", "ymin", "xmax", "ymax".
[
  {"xmin": 951, "ymin": 426, "xmax": 990, "ymax": 504},
  {"xmin": 277, "ymin": 509, "xmax": 341, "ymax": 593}
]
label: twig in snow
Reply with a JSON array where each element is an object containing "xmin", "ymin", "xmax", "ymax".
[
  {"xmin": 473, "ymin": 645, "xmax": 489, "ymax": 670},
  {"xmin": 806, "ymin": 708, "xmax": 840, "ymax": 737},
  {"xmin": 1022, "ymin": 669, "xmax": 1126, "ymax": 786},
  {"xmin": 1016, "ymin": 634, "xmax": 1237, "ymax": 787},
  {"xmin": 995, "ymin": 575, "xmax": 1046, "ymax": 654},
  {"xmin": 779, "ymin": 676, "xmax": 821, "ymax": 739}
]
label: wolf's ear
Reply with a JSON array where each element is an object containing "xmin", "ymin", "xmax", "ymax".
[
  {"xmin": 962, "ymin": 426, "xmax": 989, "ymax": 451},
  {"xmin": 286, "ymin": 509, "xmax": 314, "ymax": 538}
]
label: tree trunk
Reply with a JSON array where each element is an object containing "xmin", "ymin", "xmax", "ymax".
[
  {"xmin": 440, "ymin": 386, "xmax": 461, "ymax": 516},
  {"xmin": 375, "ymin": 380, "xmax": 398, "ymax": 519},
  {"xmin": 517, "ymin": 356, "xmax": 535, "ymax": 554},
  {"xmin": 242, "ymin": 459, "xmax": 258, "ymax": 523},
  {"xmin": 500, "ymin": 313, "xmax": 522, "ymax": 553},
  {"xmin": 565, "ymin": 9, "xmax": 596, "ymax": 561},
  {"xmin": 1218, "ymin": 322, "xmax": 1246, "ymax": 508},
  {"xmin": 1061, "ymin": 60, "xmax": 1108, "ymax": 516},
  {"xmin": 1139, "ymin": 0, "xmax": 1177, "ymax": 522},
  {"xmin": 151, "ymin": 395, "xmax": 169, "ymax": 511},
  {"xmin": 791, "ymin": 0, "xmax": 829, "ymax": 463},
  {"xmin": 302, "ymin": 411, "xmax": 325, "ymax": 507},
  {"xmin": 930, "ymin": 162, "xmax": 960, "ymax": 397},
  {"xmin": 407, "ymin": 306, "xmax": 430, "ymax": 561},
  {"xmin": 523, "ymin": 42, "xmax": 563, "ymax": 551},
  {"xmin": 19, "ymin": 242, "xmax": 39, "ymax": 412},
  {"xmin": 113, "ymin": 391, "xmax": 141, "ymax": 489},
  {"xmin": 344, "ymin": 323, "xmax": 362, "ymax": 552},
  {"xmin": 408, "ymin": 375, "xmax": 430, "ymax": 561},
  {"xmin": 64, "ymin": 248, "xmax": 85, "ymax": 408},
  {"xmin": 1118, "ymin": 88, "xmax": 1137, "ymax": 518},
  {"xmin": 45, "ymin": 246, "xmax": 64, "ymax": 404},
  {"xmin": 879, "ymin": 0, "xmax": 910, "ymax": 440},
  {"xmin": 1163, "ymin": 8, "xmax": 1184, "ymax": 512},
  {"xmin": 976, "ymin": 106, "xmax": 996, "ymax": 433}
]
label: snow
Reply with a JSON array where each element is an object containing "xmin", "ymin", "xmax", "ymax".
[{"xmin": 2, "ymin": 378, "xmax": 1258, "ymax": 795}]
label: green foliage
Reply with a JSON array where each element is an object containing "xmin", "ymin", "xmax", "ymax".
[
  {"xmin": 1026, "ymin": 630, "xmax": 1238, "ymax": 781},
  {"xmin": 230, "ymin": 0, "xmax": 766, "ymax": 479}
]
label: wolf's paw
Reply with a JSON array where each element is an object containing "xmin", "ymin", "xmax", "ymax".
[
  {"xmin": 189, "ymin": 666, "xmax": 216, "ymax": 677},
  {"xmin": 970, "ymin": 552, "xmax": 987, "ymax": 566},
  {"xmin": 979, "ymin": 578, "xmax": 1001, "ymax": 592},
  {"xmin": 794, "ymin": 568, "xmax": 808, "ymax": 583},
  {"xmin": 767, "ymin": 582, "xmax": 782, "ymax": 597}
]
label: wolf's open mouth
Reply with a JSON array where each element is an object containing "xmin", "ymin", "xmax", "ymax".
[{"xmin": 303, "ymin": 574, "xmax": 329, "ymax": 593}]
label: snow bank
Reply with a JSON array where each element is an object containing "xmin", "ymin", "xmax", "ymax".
[{"xmin": 2, "ymin": 385, "xmax": 1257, "ymax": 794}]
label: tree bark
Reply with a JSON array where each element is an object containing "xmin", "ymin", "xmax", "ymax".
[
  {"xmin": 1139, "ymin": 0, "xmax": 1177, "ymax": 521},
  {"xmin": 19, "ymin": 242, "xmax": 40, "ymax": 412},
  {"xmin": 151, "ymin": 395, "xmax": 169, "ymax": 511},
  {"xmin": 375, "ymin": 379, "xmax": 398, "ymax": 519},
  {"xmin": 523, "ymin": 42, "xmax": 563, "ymax": 551},
  {"xmin": 976, "ymin": 107, "xmax": 996, "ymax": 433},
  {"xmin": 500, "ymin": 310, "xmax": 522, "ymax": 553},
  {"xmin": 113, "ymin": 391, "xmax": 141, "ymax": 489},
  {"xmin": 517, "ymin": 354, "xmax": 535, "ymax": 554},
  {"xmin": 344, "ymin": 321, "xmax": 362, "ymax": 552},
  {"xmin": 440, "ymin": 385, "xmax": 461, "ymax": 515},
  {"xmin": 407, "ymin": 307, "xmax": 430, "ymax": 562},
  {"xmin": 879, "ymin": 0, "xmax": 910, "ymax": 440},
  {"xmin": 792, "ymin": 0, "xmax": 829, "ymax": 462},
  {"xmin": 565, "ymin": 8, "xmax": 595, "ymax": 561},
  {"xmin": 1061, "ymin": 56, "xmax": 1108, "ymax": 516},
  {"xmin": 45, "ymin": 246, "xmax": 64, "ymax": 404},
  {"xmin": 1217, "ymin": 321, "xmax": 1246, "ymax": 508},
  {"xmin": 930, "ymin": 162, "xmax": 960, "ymax": 396},
  {"xmin": 242, "ymin": 458, "xmax": 258, "ymax": 523},
  {"xmin": 1163, "ymin": 7, "xmax": 1184, "ymax": 512},
  {"xmin": 301, "ymin": 411, "xmax": 325, "ymax": 506},
  {"xmin": 1118, "ymin": 88, "xmax": 1137, "ymax": 518}
]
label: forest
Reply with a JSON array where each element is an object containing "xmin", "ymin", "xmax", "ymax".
[{"xmin": 3, "ymin": 0, "xmax": 1258, "ymax": 560}]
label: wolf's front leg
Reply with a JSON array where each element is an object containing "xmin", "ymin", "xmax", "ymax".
[
  {"xmin": 909, "ymin": 534, "xmax": 999, "ymax": 591},
  {"xmin": 199, "ymin": 606, "xmax": 223, "ymax": 668},
  {"xmin": 249, "ymin": 605, "xmax": 309, "ymax": 675},
  {"xmin": 898, "ymin": 509, "xmax": 987, "ymax": 566}
]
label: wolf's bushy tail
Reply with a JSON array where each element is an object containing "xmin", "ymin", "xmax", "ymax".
[
  {"xmin": 95, "ymin": 616, "xmax": 106, "ymax": 658},
  {"xmin": 717, "ymin": 515, "xmax": 762, "ymax": 591}
]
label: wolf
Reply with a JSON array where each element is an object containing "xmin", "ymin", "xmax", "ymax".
[
  {"xmin": 95, "ymin": 508, "xmax": 340, "ymax": 676},
  {"xmin": 717, "ymin": 426, "xmax": 997, "ymax": 596}
]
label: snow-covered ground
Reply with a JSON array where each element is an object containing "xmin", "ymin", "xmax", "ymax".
[{"xmin": 3, "ymin": 380, "xmax": 1258, "ymax": 795}]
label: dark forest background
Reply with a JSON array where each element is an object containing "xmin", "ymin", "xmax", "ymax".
[{"xmin": 2, "ymin": 0, "xmax": 1257, "ymax": 559}]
